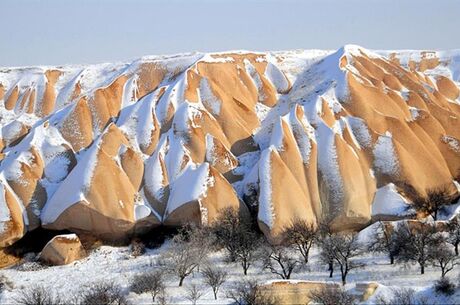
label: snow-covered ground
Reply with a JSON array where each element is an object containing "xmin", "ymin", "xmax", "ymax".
[{"xmin": 0, "ymin": 240, "xmax": 459, "ymax": 304}]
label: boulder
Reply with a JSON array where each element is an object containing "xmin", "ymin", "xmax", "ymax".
[
  {"xmin": 260, "ymin": 281, "xmax": 341, "ymax": 305},
  {"xmin": 39, "ymin": 234, "xmax": 86, "ymax": 265}
]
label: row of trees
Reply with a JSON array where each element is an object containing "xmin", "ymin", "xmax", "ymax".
[
  {"xmin": 369, "ymin": 219, "xmax": 460, "ymax": 276},
  {"xmin": 157, "ymin": 207, "xmax": 460, "ymax": 290}
]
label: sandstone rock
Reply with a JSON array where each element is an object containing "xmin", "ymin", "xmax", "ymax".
[
  {"xmin": 260, "ymin": 281, "xmax": 341, "ymax": 305},
  {"xmin": 39, "ymin": 234, "xmax": 85, "ymax": 265},
  {"xmin": 1, "ymin": 46, "xmax": 460, "ymax": 246}
]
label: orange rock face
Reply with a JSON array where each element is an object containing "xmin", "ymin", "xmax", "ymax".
[{"xmin": 1, "ymin": 46, "xmax": 460, "ymax": 245}]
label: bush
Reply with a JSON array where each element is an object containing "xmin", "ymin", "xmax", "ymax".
[
  {"xmin": 130, "ymin": 270, "xmax": 164, "ymax": 302},
  {"xmin": 185, "ymin": 284, "xmax": 204, "ymax": 305},
  {"xmin": 129, "ymin": 239, "xmax": 146, "ymax": 257},
  {"xmin": 376, "ymin": 288, "xmax": 429, "ymax": 305},
  {"xmin": 226, "ymin": 279, "xmax": 278, "ymax": 305},
  {"xmin": 14, "ymin": 285, "xmax": 63, "ymax": 305},
  {"xmin": 308, "ymin": 286, "xmax": 355, "ymax": 305},
  {"xmin": 16, "ymin": 262, "xmax": 46, "ymax": 272},
  {"xmin": 0, "ymin": 274, "xmax": 13, "ymax": 293},
  {"xmin": 434, "ymin": 277, "xmax": 456, "ymax": 296},
  {"xmin": 79, "ymin": 281, "xmax": 129, "ymax": 305}
]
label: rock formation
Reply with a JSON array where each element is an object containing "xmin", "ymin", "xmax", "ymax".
[
  {"xmin": 0, "ymin": 45, "xmax": 459, "ymax": 245},
  {"xmin": 39, "ymin": 233, "xmax": 86, "ymax": 265}
]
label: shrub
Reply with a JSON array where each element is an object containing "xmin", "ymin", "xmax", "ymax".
[
  {"xmin": 129, "ymin": 239, "xmax": 146, "ymax": 257},
  {"xmin": 185, "ymin": 284, "xmax": 204, "ymax": 305},
  {"xmin": 130, "ymin": 270, "xmax": 164, "ymax": 302},
  {"xmin": 434, "ymin": 277, "xmax": 456, "ymax": 296},
  {"xmin": 376, "ymin": 288, "xmax": 429, "ymax": 305},
  {"xmin": 0, "ymin": 274, "xmax": 13, "ymax": 293},
  {"xmin": 226, "ymin": 279, "xmax": 278, "ymax": 305},
  {"xmin": 79, "ymin": 281, "xmax": 129, "ymax": 305},
  {"xmin": 14, "ymin": 285, "xmax": 63, "ymax": 305},
  {"xmin": 16, "ymin": 262, "xmax": 46, "ymax": 272},
  {"xmin": 308, "ymin": 286, "xmax": 355, "ymax": 305}
]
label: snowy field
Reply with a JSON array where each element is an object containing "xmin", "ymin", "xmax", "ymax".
[{"xmin": 0, "ymin": 240, "xmax": 459, "ymax": 305}]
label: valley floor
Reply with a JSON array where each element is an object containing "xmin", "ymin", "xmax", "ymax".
[{"xmin": 0, "ymin": 241, "xmax": 459, "ymax": 304}]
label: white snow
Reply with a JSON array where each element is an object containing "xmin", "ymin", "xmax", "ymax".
[
  {"xmin": 373, "ymin": 132, "xmax": 399, "ymax": 176},
  {"xmin": 258, "ymin": 147, "xmax": 275, "ymax": 229},
  {"xmin": 371, "ymin": 183, "xmax": 412, "ymax": 217},
  {"xmin": 165, "ymin": 163, "xmax": 211, "ymax": 217}
]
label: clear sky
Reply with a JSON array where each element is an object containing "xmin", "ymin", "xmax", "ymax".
[{"xmin": 1, "ymin": 0, "xmax": 459, "ymax": 67}]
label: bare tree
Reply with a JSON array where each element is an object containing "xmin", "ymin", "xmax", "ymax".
[
  {"xmin": 79, "ymin": 281, "xmax": 129, "ymax": 305},
  {"xmin": 185, "ymin": 284, "xmax": 204, "ymax": 305},
  {"xmin": 430, "ymin": 243, "xmax": 459, "ymax": 277},
  {"xmin": 447, "ymin": 216, "xmax": 460, "ymax": 255},
  {"xmin": 308, "ymin": 285, "xmax": 355, "ymax": 305},
  {"xmin": 329, "ymin": 233, "xmax": 364, "ymax": 285},
  {"xmin": 316, "ymin": 222, "xmax": 335, "ymax": 278},
  {"xmin": 201, "ymin": 265, "xmax": 228, "ymax": 300},
  {"xmin": 393, "ymin": 222, "xmax": 439, "ymax": 274},
  {"xmin": 226, "ymin": 279, "xmax": 278, "ymax": 305},
  {"xmin": 234, "ymin": 233, "xmax": 261, "ymax": 276},
  {"xmin": 212, "ymin": 207, "xmax": 254, "ymax": 262},
  {"xmin": 368, "ymin": 221, "xmax": 398, "ymax": 264},
  {"xmin": 411, "ymin": 186, "xmax": 456, "ymax": 220},
  {"xmin": 262, "ymin": 243, "xmax": 301, "ymax": 280},
  {"xmin": 284, "ymin": 219, "xmax": 317, "ymax": 264},
  {"xmin": 14, "ymin": 285, "xmax": 64, "ymax": 305},
  {"xmin": 130, "ymin": 270, "xmax": 165, "ymax": 302},
  {"xmin": 155, "ymin": 288, "xmax": 169, "ymax": 305},
  {"xmin": 159, "ymin": 232, "xmax": 202, "ymax": 286}
]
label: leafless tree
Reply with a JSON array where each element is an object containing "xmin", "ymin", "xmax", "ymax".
[
  {"xmin": 368, "ymin": 221, "xmax": 398, "ymax": 264},
  {"xmin": 329, "ymin": 233, "xmax": 364, "ymax": 285},
  {"xmin": 430, "ymin": 243, "xmax": 459, "ymax": 277},
  {"xmin": 78, "ymin": 281, "xmax": 129, "ymax": 305},
  {"xmin": 201, "ymin": 265, "xmax": 228, "ymax": 300},
  {"xmin": 14, "ymin": 285, "xmax": 64, "ymax": 305},
  {"xmin": 211, "ymin": 207, "xmax": 254, "ymax": 262},
  {"xmin": 411, "ymin": 186, "xmax": 456, "ymax": 220},
  {"xmin": 261, "ymin": 243, "xmax": 301, "ymax": 280},
  {"xmin": 234, "ymin": 233, "xmax": 262, "ymax": 276},
  {"xmin": 392, "ymin": 222, "xmax": 440, "ymax": 274},
  {"xmin": 185, "ymin": 284, "xmax": 204, "ymax": 305},
  {"xmin": 226, "ymin": 279, "xmax": 278, "ymax": 305},
  {"xmin": 447, "ymin": 215, "xmax": 460, "ymax": 255},
  {"xmin": 130, "ymin": 270, "xmax": 165, "ymax": 302},
  {"xmin": 308, "ymin": 285, "xmax": 355, "ymax": 305},
  {"xmin": 159, "ymin": 232, "xmax": 202, "ymax": 286},
  {"xmin": 316, "ymin": 222, "xmax": 335, "ymax": 278},
  {"xmin": 284, "ymin": 219, "xmax": 317, "ymax": 264}
]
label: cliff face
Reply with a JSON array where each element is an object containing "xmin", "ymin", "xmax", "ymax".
[{"xmin": 1, "ymin": 45, "xmax": 460, "ymax": 246}]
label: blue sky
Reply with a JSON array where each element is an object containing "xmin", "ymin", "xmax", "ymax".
[{"xmin": 1, "ymin": 0, "xmax": 459, "ymax": 66}]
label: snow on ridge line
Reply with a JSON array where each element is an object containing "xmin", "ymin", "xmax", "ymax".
[
  {"xmin": 40, "ymin": 127, "xmax": 106, "ymax": 224},
  {"xmin": 165, "ymin": 162, "xmax": 212, "ymax": 217}
]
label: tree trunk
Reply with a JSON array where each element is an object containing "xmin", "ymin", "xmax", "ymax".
[
  {"xmin": 329, "ymin": 262, "xmax": 334, "ymax": 278},
  {"xmin": 341, "ymin": 274, "xmax": 346, "ymax": 286},
  {"xmin": 390, "ymin": 255, "xmax": 394, "ymax": 265},
  {"xmin": 455, "ymin": 243, "xmax": 459, "ymax": 256},
  {"xmin": 213, "ymin": 289, "xmax": 217, "ymax": 300},
  {"xmin": 420, "ymin": 264, "xmax": 425, "ymax": 275},
  {"xmin": 179, "ymin": 276, "xmax": 185, "ymax": 287}
]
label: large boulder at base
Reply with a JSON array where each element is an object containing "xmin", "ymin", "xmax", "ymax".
[
  {"xmin": 260, "ymin": 281, "xmax": 341, "ymax": 305},
  {"xmin": 39, "ymin": 234, "xmax": 86, "ymax": 265}
]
